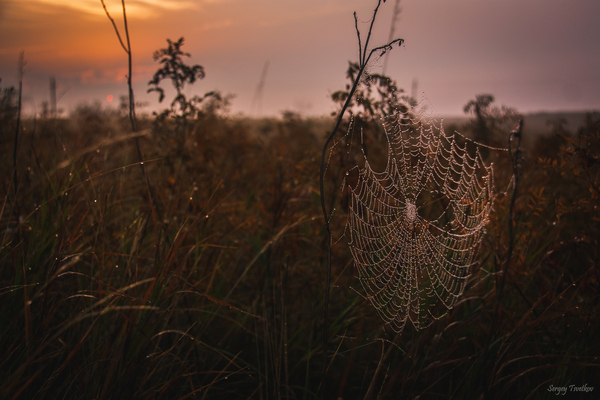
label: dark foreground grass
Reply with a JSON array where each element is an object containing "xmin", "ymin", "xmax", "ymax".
[{"xmin": 1, "ymin": 109, "xmax": 599, "ymax": 399}]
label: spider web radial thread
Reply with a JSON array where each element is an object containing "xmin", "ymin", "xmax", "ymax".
[{"xmin": 347, "ymin": 108, "xmax": 494, "ymax": 333}]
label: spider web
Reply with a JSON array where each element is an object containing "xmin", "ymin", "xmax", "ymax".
[{"xmin": 345, "ymin": 105, "xmax": 495, "ymax": 333}]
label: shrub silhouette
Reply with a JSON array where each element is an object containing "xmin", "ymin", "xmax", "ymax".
[
  {"xmin": 148, "ymin": 37, "xmax": 223, "ymax": 124},
  {"xmin": 463, "ymin": 94, "xmax": 522, "ymax": 153}
]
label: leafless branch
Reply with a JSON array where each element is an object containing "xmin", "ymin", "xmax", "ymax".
[
  {"xmin": 319, "ymin": 0, "xmax": 403, "ymax": 394},
  {"xmin": 100, "ymin": 0, "xmax": 129, "ymax": 54}
]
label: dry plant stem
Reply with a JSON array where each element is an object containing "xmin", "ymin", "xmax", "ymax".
[
  {"xmin": 495, "ymin": 119, "xmax": 523, "ymax": 321},
  {"xmin": 363, "ymin": 342, "xmax": 385, "ymax": 400},
  {"xmin": 318, "ymin": 0, "xmax": 403, "ymax": 391},
  {"xmin": 363, "ymin": 334, "xmax": 400, "ymax": 400},
  {"xmin": 485, "ymin": 119, "xmax": 523, "ymax": 395},
  {"xmin": 13, "ymin": 52, "xmax": 25, "ymax": 199},
  {"xmin": 101, "ymin": 0, "xmax": 161, "ymax": 226},
  {"xmin": 122, "ymin": 0, "xmax": 136, "ymax": 132},
  {"xmin": 100, "ymin": 0, "xmax": 128, "ymax": 53}
]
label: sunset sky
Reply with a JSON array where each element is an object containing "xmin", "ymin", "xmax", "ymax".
[{"xmin": 1, "ymin": 0, "xmax": 599, "ymax": 117}]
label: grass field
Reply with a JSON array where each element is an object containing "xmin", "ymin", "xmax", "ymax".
[{"xmin": 1, "ymin": 101, "xmax": 599, "ymax": 399}]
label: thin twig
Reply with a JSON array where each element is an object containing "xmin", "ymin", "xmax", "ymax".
[
  {"xmin": 100, "ymin": 0, "xmax": 163, "ymax": 229},
  {"xmin": 319, "ymin": 0, "xmax": 403, "ymax": 393},
  {"xmin": 496, "ymin": 119, "xmax": 523, "ymax": 315},
  {"xmin": 13, "ymin": 52, "xmax": 25, "ymax": 199},
  {"xmin": 121, "ymin": 0, "xmax": 137, "ymax": 132},
  {"xmin": 485, "ymin": 119, "xmax": 523, "ymax": 395},
  {"xmin": 100, "ymin": 0, "xmax": 129, "ymax": 53},
  {"xmin": 354, "ymin": 13, "xmax": 362, "ymax": 64},
  {"xmin": 362, "ymin": 0, "xmax": 384, "ymax": 64}
]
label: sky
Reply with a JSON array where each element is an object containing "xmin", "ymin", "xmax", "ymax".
[{"xmin": 1, "ymin": 0, "xmax": 599, "ymax": 118}]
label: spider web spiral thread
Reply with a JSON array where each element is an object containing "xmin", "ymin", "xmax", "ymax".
[{"xmin": 347, "ymin": 105, "xmax": 495, "ymax": 333}]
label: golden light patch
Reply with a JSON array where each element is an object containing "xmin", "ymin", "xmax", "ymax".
[{"xmin": 22, "ymin": 0, "xmax": 199, "ymax": 19}]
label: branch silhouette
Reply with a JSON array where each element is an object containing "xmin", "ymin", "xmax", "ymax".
[
  {"xmin": 318, "ymin": 0, "xmax": 403, "ymax": 393},
  {"xmin": 100, "ymin": 0, "xmax": 162, "ymax": 228}
]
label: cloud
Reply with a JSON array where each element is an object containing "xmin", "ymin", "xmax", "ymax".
[
  {"xmin": 21, "ymin": 0, "xmax": 200, "ymax": 19},
  {"xmin": 200, "ymin": 19, "xmax": 233, "ymax": 31},
  {"xmin": 78, "ymin": 64, "xmax": 156, "ymax": 84}
]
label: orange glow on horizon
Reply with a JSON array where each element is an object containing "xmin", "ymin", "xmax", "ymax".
[
  {"xmin": 106, "ymin": 95, "xmax": 114, "ymax": 102},
  {"xmin": 2, "ymin": 0, "xmax": 598, "ymax": 116},
  {"xmin": 2, "ymin": 0, "xmax": 223, "ymax": 86}
]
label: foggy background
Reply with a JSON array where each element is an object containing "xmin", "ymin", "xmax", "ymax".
[{"xmin": 1, "ymin": 0, "xmax": 599, "ymax": 117}]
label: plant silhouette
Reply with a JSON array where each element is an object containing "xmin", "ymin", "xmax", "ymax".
[
  {"xmin": 319, "ymin": 0, "xmax": 403, "ymax": 394},
  {"xmin": 148, "ymin": 37, "xmax": 217, "ymax": 123},
  {"xmin": 331, "ymin": 61, "xmax": 411, "ymax": 122},
  {"xmin": 463, "ymin": 94, "xmax": 521, "ymax": 154}
]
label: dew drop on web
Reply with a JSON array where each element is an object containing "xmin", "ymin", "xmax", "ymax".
[{"xmin": 344, "ymin": 99, "xmax": 495, "ymax": 333}]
